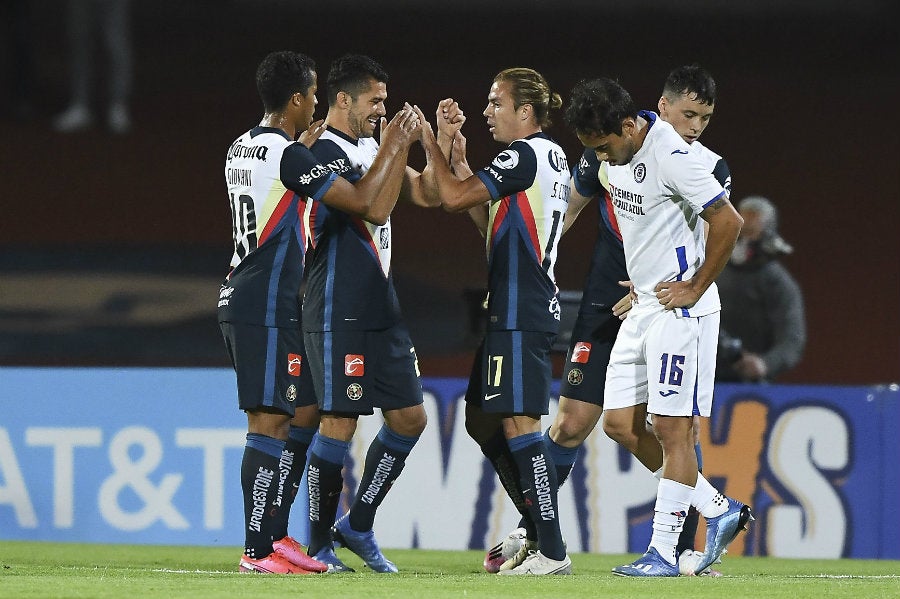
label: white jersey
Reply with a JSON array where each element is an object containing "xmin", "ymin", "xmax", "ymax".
[
  {"xmin": 310, "ymin": 128, "xmax": 391, "ymax": 276},
  {"xmin": 691, "ymin": 139, "xmax": 731, "ymax": 200},
  {"xmin": 599, "ymin": 112, "xmax": 726, "ymax": 317}
]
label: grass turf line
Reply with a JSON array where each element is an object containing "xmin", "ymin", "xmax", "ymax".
[{"xmin": 1, "ymin": 541, "xmax": 899, "ymax": 599}]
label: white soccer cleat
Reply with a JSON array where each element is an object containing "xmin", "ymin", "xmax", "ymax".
[
  {"xmin": 484, "ymin": 527, "xmax": 530, "ymax": 573},
  {"xmin": 678, "ymin": 549, "xmax": 723, "ymax": 577},
  {"xmin": 498, "ymin": 550, "xmax": 572, "ymax": 575}
]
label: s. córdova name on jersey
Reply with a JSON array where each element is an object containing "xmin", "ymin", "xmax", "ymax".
[{"xmin": 609, "ymin": 182, "xmax": 645, "ymax": 215}]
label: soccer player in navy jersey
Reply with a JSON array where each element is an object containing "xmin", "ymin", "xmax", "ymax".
[
  {"xmin": 301, "ymin": 54, "xmax": 463, "ymax": 573},
  {"xmin": 413, "ymin": 67, "xmax": 573, "ymax": 575},
  {"xmin": 219, "ymin": 50, "xmax": 421, "ymax": 575},
  {"xmin": 564, "ymin": 77, "xmax": 750, "ymax": 577}
]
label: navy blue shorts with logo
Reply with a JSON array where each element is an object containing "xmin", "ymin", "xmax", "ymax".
[
  {"xmin": 304, "ymin": 323, "xmax": 423, "ymax": 415},
  {"xmin": 558, "ymin": 308, "xmax": 622, "ymax": 405},
  {"xmin": 220, "ymin": 322, "xmax": 316, "ymax": 416},
  {"xmin": 465, "ymin": 330, "xmax": 555, "ymax": 415}
]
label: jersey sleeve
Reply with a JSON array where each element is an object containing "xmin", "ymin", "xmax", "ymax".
[
  {"xmin": 474, "ymin": 140, "xmax": 538, "ymax": 200},
  {"xmin": 280, "ymin": 143, "xmax": 338, "ymax": 201},
  {"xmin": 660, "ymin": 149, "xmax": 726, "ymax": 212},
  {"xmin": 572, "ymin": 148, "xmax": 603, "ymax": 197},
  {"xmin": 310, "ymin": 138, "xmax": 360, "ymax": 183},
  {"xmin": 712, "ymin": 157, "xmax": 732, "ymax": 200}
]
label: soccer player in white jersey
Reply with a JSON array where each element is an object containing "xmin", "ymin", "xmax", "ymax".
[
  {"xmin": 301, "ymin": 54, "xmax": 463, "ymax": 573},
  {"xmin": 219, "ymin": 50, "xmax": 421, "ymax": 575},
  {"xmin": 563, "ymin": 77, "xmax": 751, "ymax": 577},
  {"xmin": 414, "ymin": 68, "xmax": 573, "ymax": 575},
  {"xmin": 485, "ymin": 64, "xmax": 734, "ymax": 576}
]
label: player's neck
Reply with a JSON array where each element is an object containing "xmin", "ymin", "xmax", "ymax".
[
  {"xmin": 324, "ymin": 112, "xmax": 356, "ymax": 141},
  {"xmin": 260, "ymin": 112, "xmax": 296, "ymax": 140},
  {"xmin": 632, "ymin": 116, "xmax": 650, "ymax": 152}
]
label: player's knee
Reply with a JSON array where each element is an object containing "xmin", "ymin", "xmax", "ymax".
[{"xmin": 552, "ymin": 416, "xmax": 589, "ymax": 446}]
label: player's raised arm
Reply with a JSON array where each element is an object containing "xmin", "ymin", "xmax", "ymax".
[
  {"xmin": 415, "ymin": 105, "xmax": 493, "ymax": 213},
  {"xmin": 318, "ymin": 107, "xmax": 420, "ymax": 225},
  {"xmin": 400, "ymin": 99, "xmax": 466, "ymax": 208}
]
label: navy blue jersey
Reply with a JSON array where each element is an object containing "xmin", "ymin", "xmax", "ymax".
[
  {"xmin": 572, "ymin": 136, "xmax": 731, "ymax": 313},
  {"xmin": 476, "ymin": 133, "xmax": 570, "ymax": 333},
  {"xmin": 218, "ymin": 127, "xmax": 337, "ymax": 327},
  {"xmin": 303, "ymin": 128, "xmax": 402, "ymax": 332}
]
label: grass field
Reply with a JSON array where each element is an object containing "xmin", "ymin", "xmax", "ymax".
[{"xmin": 2, "ymin": 541, "xmax": 899, "ymax": 599}]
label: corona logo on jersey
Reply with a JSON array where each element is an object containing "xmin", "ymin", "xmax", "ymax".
[
  {"xmin": 571, "ymin": 342, "xmax": 592, "ymax": 364},
  {"xmin": 287, "ymin": 354, "xmax": 302, "ymax": 376},
  {"xmin": 344, "ymin": 354, "xmax": 365, "ymax": 377}
]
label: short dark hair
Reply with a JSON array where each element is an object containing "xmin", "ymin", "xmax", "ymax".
[
  {"xmin": 564, "ymin": 78, "xmax": 636, "ymax": 137},
  {"xmin": 256, "ymin": 51, "xmax": 316, "ymax": 113},
  {"xmin": 662, "ymin": 64, "xmax": 717, "ymax": 106},
  {"xmin": 326, "ymin": 54, "xmax": 389, "ymax": 106}
]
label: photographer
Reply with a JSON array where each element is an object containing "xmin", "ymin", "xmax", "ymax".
[{"xmin": 716, "ymin": 196, "xmax": 806, "ymax": 382}]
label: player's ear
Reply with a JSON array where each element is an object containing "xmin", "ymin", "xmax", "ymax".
[
  {"xmin": 337, "ymin": 91, "xmax": 351, "ymax": 109},
  {"xmin": 658, "ymin": 95, "xmax": 667, "ymax": 114},
  {"xmin": 519, "ymin": 103, "xmax": 532, "ymax": 121}
]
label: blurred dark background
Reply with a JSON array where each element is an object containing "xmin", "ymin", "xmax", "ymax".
[{"xmin": 1, "ymin": 0, "xmax": 898, "ymax": 384}]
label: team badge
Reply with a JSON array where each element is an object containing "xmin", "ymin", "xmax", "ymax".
[
  {"xmin": 567, "ymin": 368, "xmax": 584, "ymax": 386},
  {"xmin": 492, "ymin": 149, "xmax": 519, "ymax": 170},
  {"xmin": 633, "ymin": 163, "xmax": 646, "ymax": 183},
  {"xmin": 286, "ymin": 384, "xmax": 297, "ymax": 402},
  {"xmin": 347, "ymin": 383, "xmax": 363, "ymax": 400},
  {"xmin": 345, "ymin": 354, "xmax": 365, "ymax": 377},
  {"xmin": 571, "ymin": 342, "xmax": 592, "ymax": 364},
  {"xmin": 287, "ymin": 353, "xmax": 302, "ymax": 376}
]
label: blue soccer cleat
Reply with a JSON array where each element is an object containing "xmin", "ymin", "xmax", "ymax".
[
  {"xmin": 693, "ymin": 497, "xmax": 753, "ymax": 575},
  {"xmin": 311, "ymin": 544, "xmax": 355, "ymax": 573},
  {"xmin": 332, "ymin": 514, "xmax": 398, "ymax": 573},
  {"xmin": 612, "ymin": 547, "xmax": 679, "ymax": 577}
]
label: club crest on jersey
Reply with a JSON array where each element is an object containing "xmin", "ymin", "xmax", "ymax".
[
  {"xmin": 287, "ymin": 353, "xmax": 302, "ymax": 377},
  {"xmin": 633, "ymin": 163, "xmax": 646, "ymax": 183},
  {"xmin": 567, "ymin": 368, "xmax": 584, "ymax": 386},
  {"xmin": 571, "ymin": 342, "xmax": 592, "ymax": 364},
  {"xmin": 492, "ymin": 149, "xmax": 519, "ymax": 170},
  {"xmin": 347, "ymin": 383, "xmax": 363, "ymax": 400},
  {"xmin": 345, "ymin": 354, "xmax": 365, "ymax": 377},
  {"xmin": 286, "ymin": 384, "xmax": 297, "ymax": 402}
]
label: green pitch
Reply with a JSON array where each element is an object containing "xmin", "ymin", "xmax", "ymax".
[{"xmin": 2, "ymin": 541, "xmax": 898, "ymax": 599}]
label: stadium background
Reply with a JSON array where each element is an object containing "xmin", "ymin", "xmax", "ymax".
[
  {"xmin": 1, "ymin": 0, "xmax": 898, "ymax": 383},
  {"xmin": 1, "ymin": 0, "xmax": 899, "ymax": 560}
]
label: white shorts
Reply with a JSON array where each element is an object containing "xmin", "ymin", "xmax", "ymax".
[{"xmin": 603, "ymin": 307, "xmax": 719, "ymax": 417}]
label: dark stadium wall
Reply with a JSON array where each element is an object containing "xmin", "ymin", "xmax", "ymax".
[{"xmin": 2, "ymin": 2, "xmax": 898, "ymax": 384}]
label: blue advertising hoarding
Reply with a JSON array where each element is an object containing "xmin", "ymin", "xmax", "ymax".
[{"xmin": 0, "ymin": 368, "xmax": 897, "ymax": 558}]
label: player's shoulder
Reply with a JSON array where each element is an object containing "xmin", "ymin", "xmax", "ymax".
[
  {"xmin": 226, "ymin": 126, "xmax": 292, "ymax": 160},
  {"xmin": 690, "ymin": 139, "xmax": 724, "ymax": 163}
]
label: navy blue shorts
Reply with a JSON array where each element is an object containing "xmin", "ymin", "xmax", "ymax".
[
  {"xmin": 558, "ymin": 308, "xmax": 622, "ymax": 405},
  {"xmin": 465, "ymin": 330, "xmax": 555, "ymax": 415},
  {"xmin": 304, "ymin": 323, "xmax": 423, "ymax": 415},
  {"xmin": 220, "ymin": 322, "xmax": 316, "ymax": 416}
]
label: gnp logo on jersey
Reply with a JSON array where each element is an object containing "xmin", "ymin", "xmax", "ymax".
[
  {"xmin": 571, "ymin": 342, "xmax": 592, "ymax": 364},
  {"xmin": 492, "ymin": 150, "xmax": 519, "ymax": 170},
  {"xmin": 633, "ymin": 163, "xmax": 646, "ymax": 183},
  {"xmin": 345, "ymin": 354, "xmax": 365, "ymax": 377},
  {"xmin": 298, "ymin": 164, "xmax": 332, "ymax": 185},
  {"xmin": 347, "ymin": 383, "xmax": 363, "ymax": 400},
  {"xmin": 287, "ymin": 353, "xmax": 302, "ymax": 377}
]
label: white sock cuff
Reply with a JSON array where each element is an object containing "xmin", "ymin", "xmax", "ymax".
[{"xmin": 692, "ymin": 472, "xmax": 720, "ymax": 510}]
